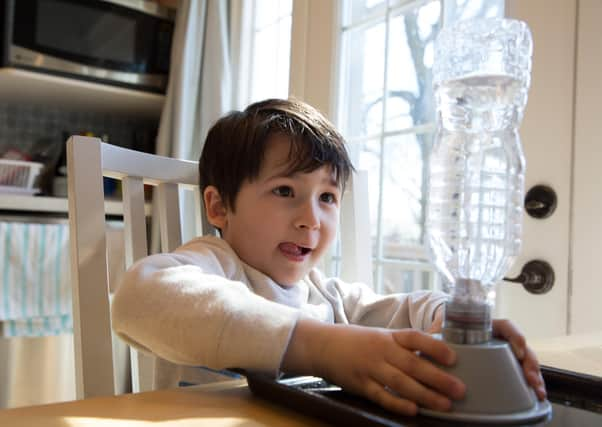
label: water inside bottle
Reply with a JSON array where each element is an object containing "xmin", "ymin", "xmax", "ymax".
[
  {"xmin": 435, "ymin": 74, "xmax": 527, "ymax": 132},
  {"xmin": 427, "ymin": 73, "xmax": 526, "ymax": 294}
]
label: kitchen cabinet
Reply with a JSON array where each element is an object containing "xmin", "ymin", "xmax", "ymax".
[{"xmin": 0, "ymin": 194, "xmax": 147, "ymax": 408}]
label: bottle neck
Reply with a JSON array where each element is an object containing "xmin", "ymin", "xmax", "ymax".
[{"xmin": 442, "ymin": 279, "xmax": 493, "ymax": 344}]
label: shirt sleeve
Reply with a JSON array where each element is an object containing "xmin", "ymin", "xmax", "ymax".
[
  {"xmin": 315, "ymin": 272, "xmax": 447, "ymax": 331},
  {"xmin": 111, "ymin": 248, "xmax": 300, "ymax": 375}
]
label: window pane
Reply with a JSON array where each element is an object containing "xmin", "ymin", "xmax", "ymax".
[
  {"xmin": 381, "ymin": 132, "xmax": 431, "ymax": 256},
  {"xmin": 382, "ymin": 263, "xmax": 432, "ymax": 293},
  {"xmin": 336, "ymin": 0, "xmax": 502, "ymax": 292},
  {"xmin": 250, "ymin": 0, "xmax": 292, "ymax": 103},
  {"xmin": 385, "ymin": 1, "xmax": 441, "ymax": 131},
  {"xmin": 254, "ymin": 0, "xmax": 293, "ymax": 29},
  {"xmin": 354, "ymin": 138, "xmax": 382, "ymax": 251},
  {"xmin": 342, "ymin": 0, "xmax": 387, "ymax": 27},
  {"xmin": 444, "ymin": 0, "xmax": 504, "ymax": 24},
  {"xmin": 340, "ymin": 22, "xmax": 387, "ymax": 138}
]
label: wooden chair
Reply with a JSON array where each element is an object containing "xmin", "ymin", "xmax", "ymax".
[
  {"xmin": 67, "ymin": 135, "xmax": 371, "ymax": 399},
  {"xmin": 67, "ymin": 135, "xmax": 205, "ymax": 399}
]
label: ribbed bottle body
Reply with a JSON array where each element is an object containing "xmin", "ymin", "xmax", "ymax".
[
  {"xmin": 427, "ymin": 75, "xmax": 526, "ymax": 298},
  {"xmin": 427, "ymin": 74, "xmax": 527, "ymax": 343},
  {"xmin": 427, "ymin": 128, "xmax": 525, "ymax": 294}
]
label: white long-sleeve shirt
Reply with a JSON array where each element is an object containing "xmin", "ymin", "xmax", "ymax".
[{"xmin": 111, "ymin": 236, "xmax": 447, "ymax": 387}]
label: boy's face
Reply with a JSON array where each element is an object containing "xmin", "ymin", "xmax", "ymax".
[{"xmin": 217, "ymin": 135, "xmax": 341, "ymax": 286}]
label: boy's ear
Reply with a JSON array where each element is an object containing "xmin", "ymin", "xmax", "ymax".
[{"xmin": 203, "ymin": 186, "xmax": 228, "ymax": 229}]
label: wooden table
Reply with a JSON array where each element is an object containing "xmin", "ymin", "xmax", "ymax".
[
  {"xmin": 1, "ymin": 332, "xmax": 600, "ymax": 426},
  {"xmin": 0, "ymin": 380, "xmax": 327, "ymax": 427}
]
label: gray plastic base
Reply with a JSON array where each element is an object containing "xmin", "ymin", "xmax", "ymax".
[
  {"xmin": 419, "ymin": 337, "xmax": 552, "ymax": 424},
  {"xmin": 421, "ymin": 399, "xmax": 552, "ymax": 424}
]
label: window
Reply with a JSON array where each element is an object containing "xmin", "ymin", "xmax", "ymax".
[
  {"xmin": 232, "ymin": 0, "xmax": 503, "ymax": 293},
  {"xmin": 335, "ymin": 0, "xmax": 504, "ymax": 294}
]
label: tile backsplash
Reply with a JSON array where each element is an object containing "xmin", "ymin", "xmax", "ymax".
[
  {"xmin": 0, "ymin": 103, "xmax": 158, "ymax": 159},
  {"xmin": 0, "ymin": 102, "xmax": 159, "ymax": 195}
]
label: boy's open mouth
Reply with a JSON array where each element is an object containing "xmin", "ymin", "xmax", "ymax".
[{"xmin": 278, "ymin": 242, "xmax": 312, "ymax": 256}]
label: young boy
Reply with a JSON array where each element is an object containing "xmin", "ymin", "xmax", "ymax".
[{"xmin": 112, "ymin": 98, "xmax": 546, "ymax": 416}]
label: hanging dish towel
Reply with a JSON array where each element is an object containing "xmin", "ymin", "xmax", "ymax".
[{"xmin": 0, "ymin": 221, "xmax": 72, "ymax": 337}]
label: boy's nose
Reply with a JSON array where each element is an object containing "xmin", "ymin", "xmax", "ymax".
[{"xmin": 294, "ymin": 200, "xmax": 320, "ymax": 230}]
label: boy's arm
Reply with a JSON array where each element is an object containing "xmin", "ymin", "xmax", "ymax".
[
  {"xmin": 112, "ymin": 252, "xmax": 300, "ymax": 373},
  {"xmin": 282, "ymin": 317, "xmax": 465, "ymax": 415},
  {"xmin": 316, "ymin": 272, "xmax": 446, "ymax": 331}
]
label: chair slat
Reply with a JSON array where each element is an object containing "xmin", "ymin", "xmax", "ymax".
[
  {"xmin": 193, "ymin": 186, "xmax": 208, "ymax": 236},
  {"xmin": 122, "ymin": 176, "xmax": 148, "ymax": 267},
  {"xmin": 121, "ymin": 176, "xmax": 154, "ymax": 393},
  {"xmin": 157, "ymin": 183, "xmax": 183, "ymax": 252},
  {"xmin": 67, "ymin": 136, "xmax": 115, "ymax": 399}
]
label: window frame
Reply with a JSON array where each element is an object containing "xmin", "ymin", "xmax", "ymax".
[{"xmin": 290, "ymin": 0, "xmax": 440, "ymax": 292}]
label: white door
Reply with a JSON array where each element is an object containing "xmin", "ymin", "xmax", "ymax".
[
  {"xmin": 502, "ymin": 0, "xmax": 602, "ymax": 339},
  {"xmin": 567, "ymin": 0, "xmax": 602, "ymax": 335},
  {"xmin": 495, "ymin": 0, "xmax": 576, "ymax": 339}
]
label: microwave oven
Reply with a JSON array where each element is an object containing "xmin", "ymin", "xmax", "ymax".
[{"xmin": 0, "ymin": 0, "xmax": 174, "ymax": 93}]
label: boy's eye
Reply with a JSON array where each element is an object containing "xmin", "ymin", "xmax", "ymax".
[
  {"xmin": 272, "ymin": 186, "xmax": 294, "ymax": 197},
  {"xmin": 320, "ymin": 192, "xmax": 337, "ymax": 204}
]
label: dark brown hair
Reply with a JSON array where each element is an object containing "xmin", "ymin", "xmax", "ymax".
[{"xmin": 199, "ymin": 98, "xmax": 354, "ymax": 211}]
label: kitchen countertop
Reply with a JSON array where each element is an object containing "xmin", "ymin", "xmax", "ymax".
[
  {"xmin": 0, "ymin": 193, "xmax": 151, "ymax": 217},
  {"xmin": 531, "ymin": 331, "xmax": 602, "ymax": 377}
]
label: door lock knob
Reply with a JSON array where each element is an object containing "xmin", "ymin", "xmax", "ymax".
[{"xmin": 524, "ymin": 185, "xmax": 557, "ymax": 219}]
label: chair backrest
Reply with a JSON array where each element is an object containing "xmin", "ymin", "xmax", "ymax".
[
  {"xmin": 67, "ymin": 135, "xmax": 203, "ymax": 399},
  {"xmin": 67, "ymin": 135, "xmax": 372, "ymax": 399}
]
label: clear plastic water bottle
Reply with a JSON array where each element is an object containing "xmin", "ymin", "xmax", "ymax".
[{"xmin": 426, "ymin": 18, "xmax": 533, "ymax": 344}]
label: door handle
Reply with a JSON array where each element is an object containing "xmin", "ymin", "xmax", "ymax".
[{"xmin": 504, "ymin": 260, "xmax": 555, "ymax": 294}]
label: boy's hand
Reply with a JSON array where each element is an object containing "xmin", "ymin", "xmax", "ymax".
[
  {"xmin": 492, "ymin": 319, "xmax": 547, "ymax": 401},
  {"xmin": 427, "ymin": 304, "xmax": 444, "ymax": 334},
  {"xmin": 283, "ymin": 319, "xmax": 466, "ymax": 416}
]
